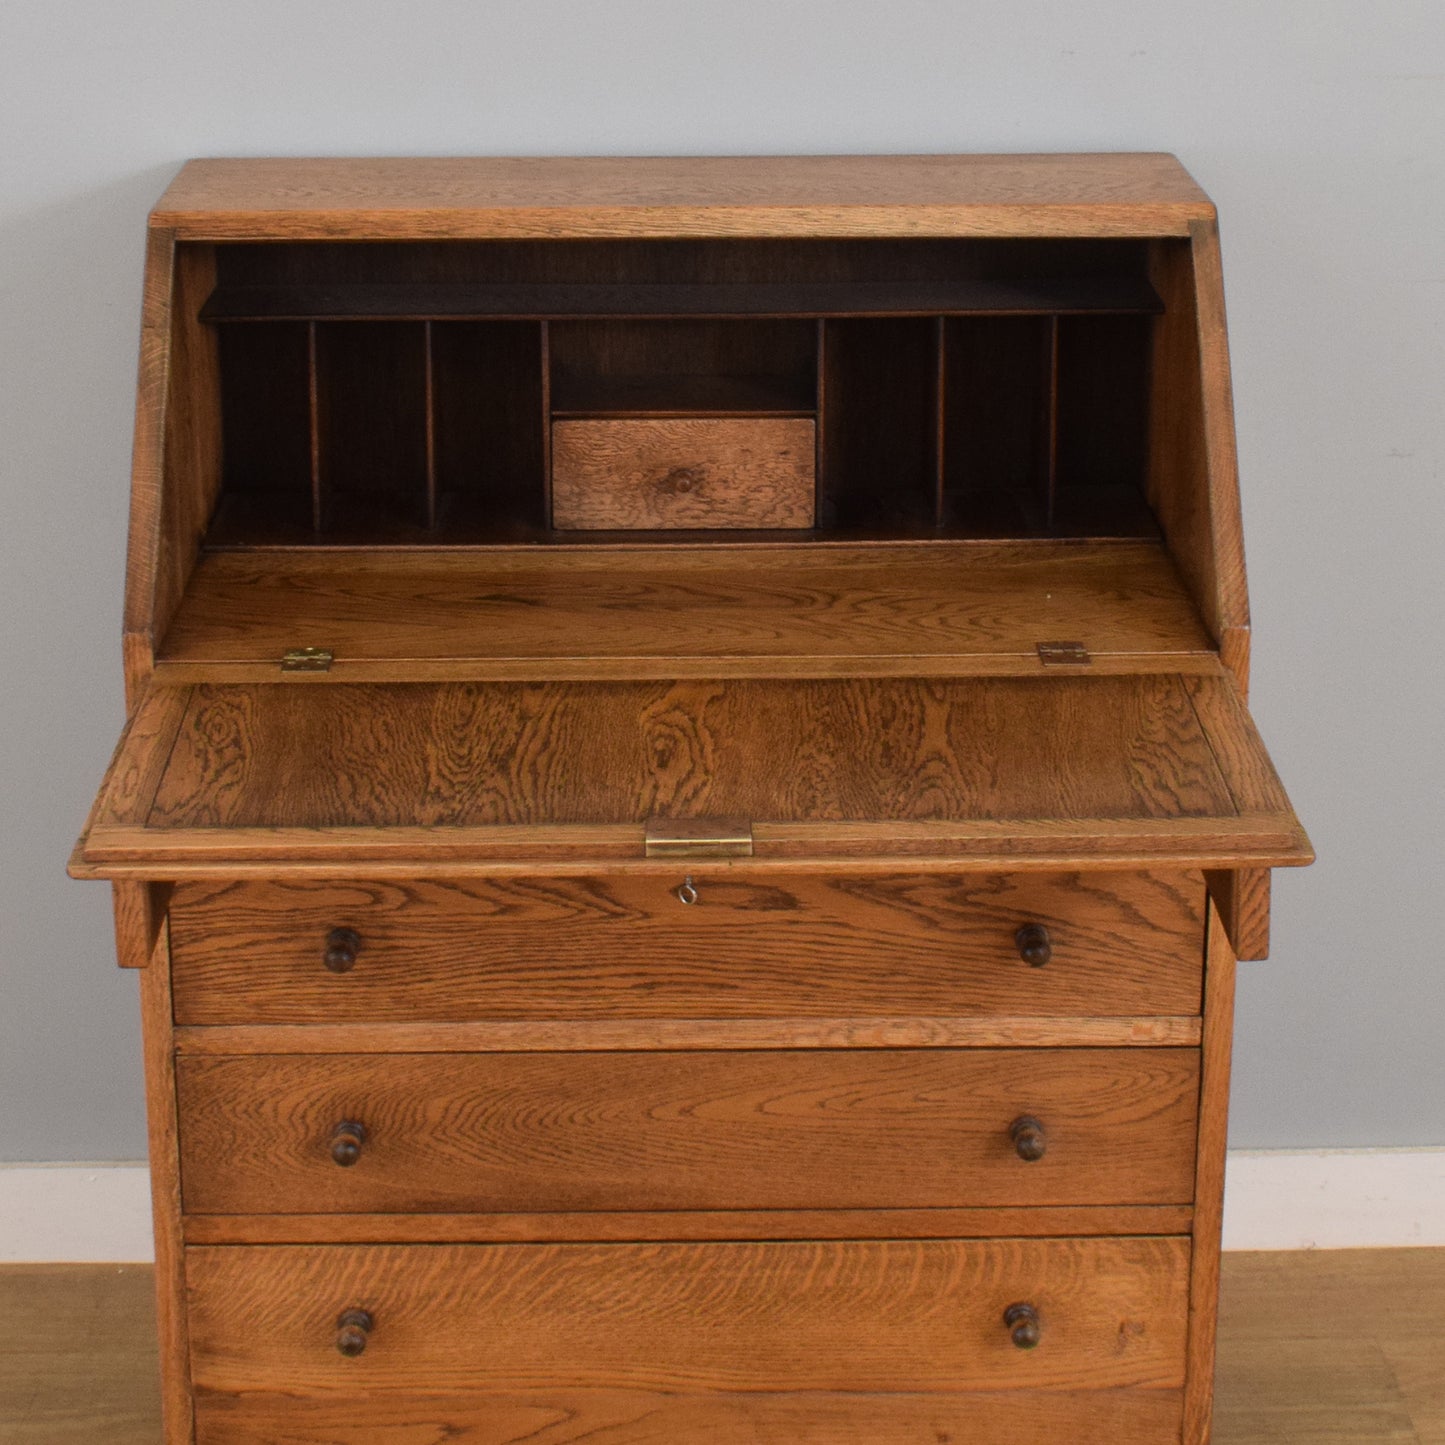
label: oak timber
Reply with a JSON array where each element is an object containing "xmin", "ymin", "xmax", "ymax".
[
  {"xmin": 551, "ymin": 418, "xmax": 816, "ymax": 530},
  {"xmin": 171, "ymin": 1016, "xmax": 1205, "ymax": 1054},
  {"xmin": 175, "ymin": 1048, "xmax": 1200, "ymax": 1214},
  {"xmin": 153, "ymin": 540, "xmax": 1217, "ymax": 681},
  {"xmin": 167, "ymin": 871, "xmax": 1206, "ymax": 1024},
  {"xmin": 71, "ymin": 674, "xmax": 1310, "ymax": 876},
  {"xmin": 181, "ymin": 1205, "xmax": 1195, "ymax": 1246},
  {"xmin": 151, "ymin": 154, "xmax": 1217, "ymax": 242},
  {"xmin": 185, "ymin": 1237, "xmax": 1190, "ymax": 1395}
]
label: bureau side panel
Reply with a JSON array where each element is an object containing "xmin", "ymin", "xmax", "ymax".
[
  {"xmin": 136, "ymin": 924, "xmax": 194, "ymax": 1443},
  {"xmin": 1183, "ymin": 901, "xmax": 1237, "ymax": 1443}
]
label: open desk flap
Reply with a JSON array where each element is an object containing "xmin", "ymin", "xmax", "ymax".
[{"xmin": 71, "ymin": 674, "xmax": 1311, "ymax": 879}]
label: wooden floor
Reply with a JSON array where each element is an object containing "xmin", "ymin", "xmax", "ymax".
[{"xmin": 1, "ymin": 1249, "xmax": 1441, "ymax": 1442}]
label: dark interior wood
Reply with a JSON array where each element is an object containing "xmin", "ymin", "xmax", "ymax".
[
  {"xmin": 202, "ymin": 235, "xmax": 1164, "ymax": 547},
  {"xmin": 550, "ymin": 318, "xmax": 817, "ymax": 418}
]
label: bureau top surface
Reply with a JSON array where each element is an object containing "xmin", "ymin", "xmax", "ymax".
[{"xmin": 150, "ymin": 154, "xmax": 1215, "ymax": 240}]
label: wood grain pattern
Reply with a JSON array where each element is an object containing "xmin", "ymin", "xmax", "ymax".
[
  {"xmin": 70, "ymin": 673, "xmax": 1310, "ymax": 874},
  {"xmin": 137, "ymin": 939, "xmax": 193, "ymax": 1444},
  {"xmin": 151, "ymin": 154, "xmax": 1216, "ymax": 241},
  {"xmin": 181, "ymin": 1205, "xmax": 1194, "ymax": 1246},
  {"xmin": 150, "ymin": 676, "xmax": 1233, "ymax": 827},
  {"xmin": 154, "ymin": 540, "xmax": 1218, "ymax": 680},
  {"xmin": 1206, "ymin": 866, "xmax": 1272, "ymax": 962},
  {"xmin": 1184, "ymin": 676, "xmax": 1301, "ymax": 823},
  {"xmin": 552, "ymin": 419, "xmax": 815, "ymax": 530},
  {"xmin": 120, "ymin": 227, "xmax": 175, "ymax": 704},
  {"xmin": 190, "ymin": 1388, "xmax": 1185, "ymax": 1443},
  {"xmin": 91, "ymin": 686, "xmax": 190, "ymax": 829},
  {"xmin": 154, "ymin": 244, "xmax": 223, "ymax": 654},
  {"xmin": 1145, "ymin": 227, "xmax": 1250, "ymax": 669},
  {"xmin": 185, "ymin": 1237, "xmax": 1190, "ymax": 1395},
  {"xmin": 1188, "ymin": 220, "xmax": 1251, "ymax": 656},
  {"xmin": 109, "ymin": 882, "xmax": 167, "ymax": 969},
  {"xmin": 176, "ymin": 1048, "xmax": 1200, "ymax": 1214},
  {"xmin": 173, "ymin": 1015, "xmax": 1203, "ymax": 1054},
  {"xmin": 1182, "ymin": 903, "xmax": 1239, "ymax": 1444},
  {"xmin": 167, "ymin": 870, "xmax": 1205, "ymax": 1024}
]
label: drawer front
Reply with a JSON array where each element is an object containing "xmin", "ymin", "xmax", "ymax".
[
  {"xmin": 551, "ymin": 417, "xmax": 815, "ymax": 529},
  {"xmin": 168, "ymin": 870, "xmax": 1206, "ymax": 1025},
  {"xmin": 186, "ymin": 1237, "xmax": 1190, "ymax": 1396},
  {"xmin": 176, "ymin": 1048, "xmax": 1199, "ymax": 1213},
  {"xmin": 195, "ymin": 1386, "xmax": 1184, "ymax": 1443}
]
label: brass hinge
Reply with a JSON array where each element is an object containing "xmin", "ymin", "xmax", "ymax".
[
  {"xmin": 281, "ymin": 647, "xmax": 335, "ymax": 673},
  {"xmin": 1036, "ymin": 641, "xmax": 1092, "ymax": 667},
  {"xmin": 644, "ymin": 816, "xmax": 754, "ymax": 859}
]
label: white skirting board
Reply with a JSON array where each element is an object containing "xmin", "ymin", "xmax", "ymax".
[{"xmin": 2, "ymin": 1151, "xmax": 1444, "ymax": 1262}]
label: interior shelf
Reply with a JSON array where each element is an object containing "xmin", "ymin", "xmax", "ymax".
[
  {"xmin": 200, "ymin": 276, "xmax": 1164, "ymax": 323},
  {"xmin": 155, "ymin": 540, "xmax": 1217, "ymax": 683},
  {"xmin": 550, "ymin": 372, "xmax": 816, "ymax": 418}
]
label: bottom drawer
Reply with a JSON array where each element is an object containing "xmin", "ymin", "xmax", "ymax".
[
  {"xmin": 194, "ymin": 1386, "xmax": 1185, "ymax": 1444},
  {"xmin": 187, "ymin": 1237, "xmax": 1188, "ymax": 1439}
]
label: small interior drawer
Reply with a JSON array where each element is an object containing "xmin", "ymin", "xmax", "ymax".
[
  {"xmin": 175, "ymin": 1047, "xmax": 1200, "ymax": 1214},
  {"xmin": 167, "ymin": 871, "xmax": 1206, "ymax": 1026},
  {"xmin": 551, "ymin": 417, "xmax": 815, "ymax": 529}
]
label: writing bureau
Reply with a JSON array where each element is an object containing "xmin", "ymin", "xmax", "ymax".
[{"xmin": 71, "ymin": 154, "xmax": 1311, "ymax": 1445}]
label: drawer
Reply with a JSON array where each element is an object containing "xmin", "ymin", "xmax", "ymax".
[
  {"xmin": 168, "ymin": 870, "xmax": 1206, "ymax": 1025},
  {"xmin": 194, "ymin": 1388, "xmax": 1185, "ymax": 1444},
  {"xmin": 186, "ymin": 1238, "xmax": 1190, "ymax": 1403},
  {"xmin": 551, "ymin": 417, "xmax": 815, "ymax": 529},
  {"xmin": 176, "ymin": 1048, "xmax": 1199, "ymax": 1213}
]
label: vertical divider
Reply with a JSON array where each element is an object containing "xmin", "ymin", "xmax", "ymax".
[
  {"xmin": 540, "ymin": 320, "xmax": 552, "ymax": 529},
  {"xmin": 934, "ymin": 315, "xmax": 948, "ymax": 529},
  {"xmin": 306, "ymin": 320, "xmax": 322, "ymax": 533},
  {"xmin": 423, "ymin": 320, "xmax": 438, "ymax": 530},
  {"xmin": 1045, "ymin": 314, "xmax": 1061, "ymax": 531},
  {"xmin": 814, "ymin": 317, "xmax": 826, "ymax": 528}
]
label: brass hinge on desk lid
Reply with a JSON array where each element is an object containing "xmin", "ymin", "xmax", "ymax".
[
  {"xmin": 644, "ymin": 817, "xmax": 754, "ymax": 859},
  {"xmin": 281, "ymin": 647, "xmax": 334, "ymax": 673},
  {"xmin": 1036, "ymin": 641, "xmax": 1092, "ymax": 667}
]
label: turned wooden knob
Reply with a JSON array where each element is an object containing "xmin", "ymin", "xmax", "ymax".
[
  {"xmin": 330, "ymin": 1120, "xmax": 367, "ymax": 1167},
  {"xmin": 1004, "ymin": 1302, "xmax": 1042, "ymax": 1350},
  {"xmin": 1015, "ymin": 923, "xmax": 1052, "ymax": 967},
  {"xmin": 335, "ymin": 1308, "xmax": 373, "ymax": 1357},
  {"xmin": 324, "ymin": 927, "xmax": 361, "ymax": 973},
  {"xmin": 1010, "ymin": 1115, "xmax": 1047, "ymax": 1162}
]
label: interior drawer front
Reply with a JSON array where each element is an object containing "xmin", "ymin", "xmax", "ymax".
[
  {"xmin": 168, "ymin": 871, "xmax": 1206, "ymax": 1025},
  {"xmin": 176, "ymin": 1048, "xmax": 1199, "ymax": 1214},
  {"xmin": 551, "ymin": 417, "xmax": 816, "ymax": 529},
  {"xmin": 186, "ymin": 1237, "xmax": 1189, "ymax": 1398}
]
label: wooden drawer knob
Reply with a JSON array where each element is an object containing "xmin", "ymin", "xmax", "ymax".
[
  {"xmin": 1010, "ymin": 1115, "xmax": 1047, "ymax": 1162},
  {"xmin": 1004, "ymin": 1302, "xmax": 1042, "ymax": 1350},
  {"xmin": 324, "ymin": 927, "xmax": 361, "ymax": 973},
  {"xmin": 335, "ymin": 1308, "xmax": 373, "ymax": 1357},
  {"xmin": 1015, "ymin": 923, "xmax": 1052, "ymax": 967},
  {"xmin": 330, "ymin": 1120, "xmax": 368, "ymax": 1167}
]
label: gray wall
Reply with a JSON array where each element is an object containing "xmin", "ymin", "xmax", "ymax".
[{"xmin": 2, "ymin": 1, "xmax": 1441, "ymax": 1161}]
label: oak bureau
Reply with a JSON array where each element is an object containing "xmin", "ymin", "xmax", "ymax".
[{"xmin": 71, "ymin": 154, "xmax": 1312, "ymax": 1444}]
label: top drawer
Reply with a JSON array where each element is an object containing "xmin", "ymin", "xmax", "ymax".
[{"xmin": 169, "ymin": 870, "xmax": 1204, "ymax": 1026}]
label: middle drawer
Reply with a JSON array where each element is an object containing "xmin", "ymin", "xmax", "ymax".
[{"xmin": 177, "ymin": 1048, "xmax": 1198, "ymax": 1214}]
